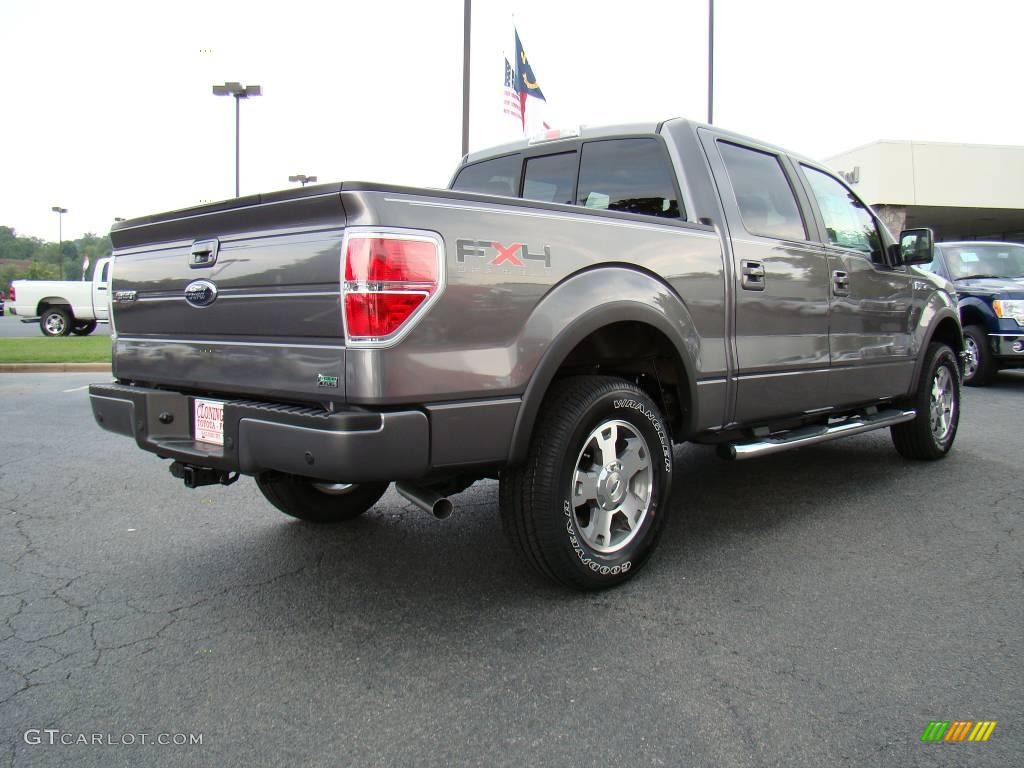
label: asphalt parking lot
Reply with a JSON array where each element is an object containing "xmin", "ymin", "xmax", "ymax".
[{"xmin": 1, "ymin": 372, "xmax": 1021, "ymax": 767}]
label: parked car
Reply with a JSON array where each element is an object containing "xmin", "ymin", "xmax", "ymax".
[
  {"xmin": 89, "ymin": 119, "xmax": 963, "ymax": 590},
  {"xmin": 920, "ymin": 241, "xmax": 1024, "ymax": 385},
  {"xmin": 0, "ymin": 288, "xmax": 5, "ymax": 316},
  {"xmin": 8, "ymin": 258, "xmax": 111, "ymax": 336}
]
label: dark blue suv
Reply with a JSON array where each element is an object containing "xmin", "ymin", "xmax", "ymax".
[{"xmin": 922, "ymin": 241, "xmax": 1024, "ymax": 385}]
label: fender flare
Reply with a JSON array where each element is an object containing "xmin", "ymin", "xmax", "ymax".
[
  {"xmin": 506, "ymin": 267, "xmax": 702, "ymax": 465},
  {"xmin": 957, "ymin": 296, "xmax": 997, "ymax": 331},
  {"xmin": 908, "ymin": 307, "xmax": 963, "ymax": 394}
]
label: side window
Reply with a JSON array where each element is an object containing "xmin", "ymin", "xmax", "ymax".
[
  {"xmin": 576, "ymin": 139, "xmax": 681, "ymax": 219},
  {"xmin": 717, "ymin": 141, "xmax": 807, "ymax": 241},
  {"xmin": 522, "ymin": 152, "xmax": 577, "ymax": 205},
  {"xmin": 801, "ymin": 166, "xmax": 883, "ymax": 261},
  {"xmin": 451, "ymin": 154, "xmax": 521, "ymax": 197}
]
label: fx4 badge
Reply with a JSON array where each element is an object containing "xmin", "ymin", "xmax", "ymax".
[
  {"xmin": 455, "ymin": 239, "xmax": 552, "ymax": 268},
  {"xmin": 316, "ymin": 374, "xmax": 339, "ymax": 389}
]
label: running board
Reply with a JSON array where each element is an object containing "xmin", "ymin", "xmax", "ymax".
[{"xmin": 724, "ymin": 408, "xmax": 916, "ymax": 460}]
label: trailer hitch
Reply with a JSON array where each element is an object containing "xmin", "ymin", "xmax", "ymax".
[{"xmin": 169, "ymin": 461, "xmax": 239, "ymax": 488}]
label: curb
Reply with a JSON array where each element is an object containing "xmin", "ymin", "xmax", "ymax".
[{"xmin": 0, "ymin": 363, "xmax": 113, "ymax": 373}]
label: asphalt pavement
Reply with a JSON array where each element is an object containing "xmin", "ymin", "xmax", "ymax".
[
  {"xmin": 0, "ymin": 371, "xmax": 1021, "ymax": 767},
  {"xmin": 0, "ymin": 314, "xmax": 111, "ymax": 338}
]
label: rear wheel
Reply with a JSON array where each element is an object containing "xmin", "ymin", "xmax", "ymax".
[
  {"xmin": 962, "ymin": 325, "xmax": 996, "ymax": 386},
  {"xmin": 891, "ymin": 343, "xmax": 960, "ymax": 460},
  {"xmin": 71, "ymin": 320, "xmax": 98, "ymax": 336},
  {"xmin": 40, "ymin": 307, "xmax": 72, "ymax": 337},
  {"xmin": 500, "ymin": 376, "xmax": 673, "ymax": 590},
  {"xmin": 255, "ymin": 472, "xmax": 389, "ymax": 523}
]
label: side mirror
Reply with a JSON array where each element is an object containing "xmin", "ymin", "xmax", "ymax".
[{"xmin": 899, "ymin": 228, "xmax": 934, "ymax": 265}]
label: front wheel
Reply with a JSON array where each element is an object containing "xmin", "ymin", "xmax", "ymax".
[
  {"xmin": 500, "ymin": 376, "xmax": 673, "ymax": 590},
  {"xmin": 962, "ymin": 325, "xmax": 996, "ymax": 386},
  {"xmin": 40, "ymin": 307, "xmax": 72, "ymax": 337},
  {"xmin": 891, "ymin": 343, "xmax": 960, "ymax": 460},
  {"xmin": 255, "ymin": 472, "xmax": 389, "ymax": 523}
]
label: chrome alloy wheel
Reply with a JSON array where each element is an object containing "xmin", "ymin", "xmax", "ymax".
[
  {"xmin": 571, "ymin": 419, "xmax": 653, "ymax": 554},
  {"xmin": 963, "ymin": 335, "xmax": 980, "ymax": 381},
  {"xmin": 44, "ymin": 313, "xmax": 66, "ymax": 335},
  {"xmin": 929, "ymin": 365, "xmax": 956, "ymax": 443}
]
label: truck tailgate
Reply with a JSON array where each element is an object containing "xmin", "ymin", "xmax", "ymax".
[{"xmin": 110, "ymin": 185, "xmax": 348, "ymax": 402}]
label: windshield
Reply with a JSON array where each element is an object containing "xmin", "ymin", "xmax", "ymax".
[{"xmin": 941, "ymin": 244, "xmax": 1024, "ymax": 279}]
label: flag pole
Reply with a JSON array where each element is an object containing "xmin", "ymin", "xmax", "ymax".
[
  {"xmin": 461, "ymin": 0, "xmax": 471, "ymax": 157},
  {"xmin": 707, "ymin": 0, "xmax": 714, "ymax": 125}
]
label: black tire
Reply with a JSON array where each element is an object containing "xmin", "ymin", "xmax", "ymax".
[
  {"xmin": 891, "ymin": 343, "xmax": 960, "ymax": 460},
  {"xmin": 255, "ymin": 472, "xmax": 389, "ymax": 523},
  {"xmin": 40, "ymin": 307, "xmax": 72, "ymax": 337},
  {"xmin": 499, "ymin": 375, "xmax": 674, "ymax": 590},
  {"xmin": 71, "ymin": 320, "xmax": 98, "ymax": 336},
  {"xmin": 962, "ymin": 325, "xmax": 996, "ymax": 386}
]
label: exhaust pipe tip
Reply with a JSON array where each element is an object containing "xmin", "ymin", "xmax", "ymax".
[{"xmin": 396, "ymin": 482, "xmax": 454, "ymax": 520}]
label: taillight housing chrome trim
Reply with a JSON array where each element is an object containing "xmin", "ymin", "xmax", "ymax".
[{"xmin": 340, "ymin": 227, "xmax": 446, "ymax": 348}]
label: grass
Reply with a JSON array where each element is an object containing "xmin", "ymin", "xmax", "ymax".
[{"xmin": 0, "ymin": 336, "xmax": 112, "ymax": 364}]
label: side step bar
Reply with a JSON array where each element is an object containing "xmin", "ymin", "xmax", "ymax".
[{"xmin": 723, "ymin": 408, "xmax": 916, "ymax": 461}]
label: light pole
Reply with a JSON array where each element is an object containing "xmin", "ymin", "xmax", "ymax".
[
  {"xmin": 288, "ymin": 174, "xmax": 318, "ymax": 186},
  {"xmin": 212, "ymin": 82, "xmax": 262, "ymax": 197},
  {"xmin": 51, "ymin": 206, "xmax": 67, "ymax": 280}
]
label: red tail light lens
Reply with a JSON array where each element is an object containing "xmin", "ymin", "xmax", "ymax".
[
  {"xmin": 8, "ymin": 285, "xmax": 14, "ymax": 302},
  {"xmin": 342, "ymin": 231, "xmax": 443, "ymax": 344}
]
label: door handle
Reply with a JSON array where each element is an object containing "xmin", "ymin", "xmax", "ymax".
[
  {"xmin": 740, "ymin": 260, "xmax": 765, "ymax": 291},
  {"xmin": 833, "ymin": 270, "xmax": 849, "ymax": 296}
]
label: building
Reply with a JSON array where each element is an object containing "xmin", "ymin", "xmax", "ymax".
[{"xmin": 825, "ymin": 140, "xmax": 1024, "ymax": 243}]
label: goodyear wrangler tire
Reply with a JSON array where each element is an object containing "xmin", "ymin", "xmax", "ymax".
[
  {"xmin": 255, "ymin": 472, "xmax": 389, "ymax": 523},
  {"xmin": 499, "ymin": 376, "xmax": 673, "ymax": 590}
]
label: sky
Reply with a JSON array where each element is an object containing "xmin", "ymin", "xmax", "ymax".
[{"xmin": 1, "ymin": 0, "xmax": 1022, "ymax": 241}]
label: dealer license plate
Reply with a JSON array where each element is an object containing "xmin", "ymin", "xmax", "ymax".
[{"xmin": 194, "ymin": 398, "xmax": 225, "ymax": 446}]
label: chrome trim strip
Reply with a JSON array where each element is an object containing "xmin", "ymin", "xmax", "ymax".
[
  {"xmin": 135, "ymin": 291, "xmax": 340, "ymax": 303},
  {"xmin": 383, "ymin": 197, "xmax": 722, "ymax": 240},
  {"xmin": 116, "ymin": 337, "xmax": 345, "ymax": 350},
  {"xmin": 736, "ymin": 368, "xmax": 830, "ymax": 381},
  {"xmin": 696, "ymin": 377, "xmax": 728, "ymax": 386}
]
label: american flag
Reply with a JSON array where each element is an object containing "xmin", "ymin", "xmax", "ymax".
[{"xmin": 503, "ymin": 58, "xmax": 522, "ymax": 123}]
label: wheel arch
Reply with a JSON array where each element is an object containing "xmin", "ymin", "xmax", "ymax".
[
  {"xmin": 909, "ymin": 310, "xmax": 964, "ymax": 394},
  {"xmin": 37, "ymin": 298, "xmax": 74, "ymax": 319},
  {"xmin": 507, "ymin": 268, "xmax": 701, "ymax": 465}
]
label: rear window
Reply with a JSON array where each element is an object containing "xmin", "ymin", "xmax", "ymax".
[
  {"xmin": 451, "ymin": 154, "xmax": 520, "ymax": 197},
  {"xmin": 576, "ymin": 139, "xmax": 680, "ymax": 219},
  {"xmin": 522, "ymin": 152, "xmax": 577, "ymax": 205},
  {"xmin": 718, "ymin": 141, "xmax": 807, "ymax": 241}
]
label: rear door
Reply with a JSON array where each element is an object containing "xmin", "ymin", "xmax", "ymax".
[
  {"xmin": 795, "ymin": 164, "xmax": 916, "ymax": 406},
  {"xmin": 700, "ymin": 131, "xmax": 831, "ymax": 423}
]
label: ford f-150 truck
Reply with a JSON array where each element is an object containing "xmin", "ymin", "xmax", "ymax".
[
  {"xmin": 89, "ymin": 119, "xmax": 964, "ymax": 590},
  {"xmin": 920, "ymin": 240, "xmax": 1024, "ymax": 385},
  {"xmin": 9, "ymin": 258, "xmax": 112, "ymax": 336}
]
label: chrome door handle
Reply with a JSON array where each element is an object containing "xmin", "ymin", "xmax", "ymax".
[
  {"xmin": 833, "ymin": 270, "xmax": 849, "ymax": 296},
  {"xmin": 741, "ymin": 260, "xmax": 765, "ymax": 291}
]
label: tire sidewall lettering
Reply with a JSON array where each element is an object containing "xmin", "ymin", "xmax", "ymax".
[{"xmin": 613, "ymin": 398, "xmax": 672, "ymax": 473}]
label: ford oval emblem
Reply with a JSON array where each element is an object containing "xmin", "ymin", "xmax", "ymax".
[{"xmin": 184, "ymin": 279, "xmax": 218, "ymax": 308}]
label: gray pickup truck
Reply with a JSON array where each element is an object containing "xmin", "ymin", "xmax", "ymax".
[{"xmin": 89, "ymin": 119, "xmax": 963, "ymax": 590}]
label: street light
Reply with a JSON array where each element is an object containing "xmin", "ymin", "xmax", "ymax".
[
  {"xmin": 288, "ymin": 174, "xmax": 318, "ymax": 186},
  {"xmin": 51, "ymin": 206, "xmax": 67, "ymax": 280},
  {"xmin": 212, "ymin": 81, "xmax": 262, "ymax": 197}
]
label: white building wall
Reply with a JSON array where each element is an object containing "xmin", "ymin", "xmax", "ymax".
[{"xmin": 825, "ymin": 141, "xmax": 1024, "ymax": 208}]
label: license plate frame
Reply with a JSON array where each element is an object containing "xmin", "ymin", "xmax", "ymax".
[{"xmin": 193, "ymin": 398, "xmax": 226, "ymax": 446}]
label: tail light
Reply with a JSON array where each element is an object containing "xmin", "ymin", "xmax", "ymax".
[
  {"xmin": 341, "ymin": 229, "xmax": 444, "ymax": 346},
  {"xmin": 8, "ymin": 285, "xmax": 14, "ymax": 302}
]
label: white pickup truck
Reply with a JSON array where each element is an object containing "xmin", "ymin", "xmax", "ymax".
[{"xmin": 9, "ymin": 258, "xmax": 111, "ymax": 336}]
